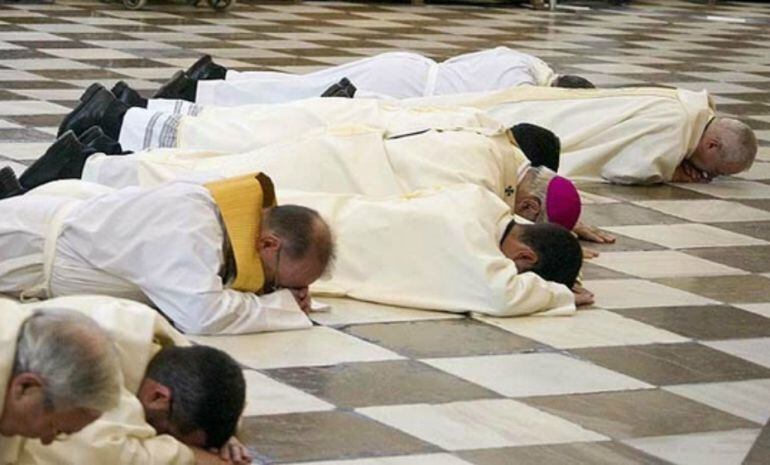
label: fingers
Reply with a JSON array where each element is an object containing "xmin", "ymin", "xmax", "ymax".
[{"xmin": 582, "ymin": 247, "xmax": 599, "ymax": 259}]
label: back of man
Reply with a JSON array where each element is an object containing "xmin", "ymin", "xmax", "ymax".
[
  {"xmin": 408, "ymin": 85, "xmax": 715, "ymax": 184},
  {"xmin": 282, "ymin": 184, "xmax": 576, "ymax": 317}
]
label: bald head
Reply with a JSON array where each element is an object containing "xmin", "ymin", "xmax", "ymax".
[
  {"xmin": 691, "ymin": 117, "xmax": 757, "ymax": 178},
  {"xmin": 261, "ymin": 205, "xmax": 335, "ymax": 290}
]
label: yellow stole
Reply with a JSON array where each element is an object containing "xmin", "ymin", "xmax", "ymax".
[{"xmin": 205, "ymin": 172, "xmax": 277, "ymax": 293}]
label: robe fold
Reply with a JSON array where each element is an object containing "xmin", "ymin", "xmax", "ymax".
[
  {"xmin": 0, "ymin": 295, "xmax": 194, "ymax": 465},
  {"xmin": 89, "ymin": 123, "xmax": 528, "ymax": 214},
  {"xmin": 0, "ymin": 180, "xmax": 311, "ymax": 335},
  {"xmin": 406, "ymin": 85, "xmax": 716, "ymax": 184},
  {"xmin": 192, "ymin": 47, "xmax": 556, "ymax": 106},
  {"xmin": 282, "ymin": 185, "xmax": 575, "ymax": 317}
]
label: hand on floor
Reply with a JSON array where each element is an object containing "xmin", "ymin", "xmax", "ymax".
[
  {"xmin": 572, "ymin": 285, "xmax": 595, "ymax": 307},
  {"xmin": 290, "ymin": 287, "xmax": 312, "ymax": 314},
  {"xmin": 582, "ymin": 246, "xmax": 599, "ymax": 259},
  {"xmin": 216, "ymin": 437, "xmax": 252, "ymax": 465},
  {"xmin": 573, "ymin": 222, "xmax": 616, "ymax": 244}
]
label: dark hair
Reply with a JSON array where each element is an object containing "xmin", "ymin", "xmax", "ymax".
[
  {"xmin": 510, "ymin": 123, "xmax": 561, "ymax": 172},
  {"xmin": 265, "ymin": 204, "xmax": 334, "ymax": 268},
  {"xmin": 145, "ymin": 346, "xmax": 245, "ymax": 448},
  {"xmin": 553, "ymin": 75, "xmax": 595, "ymax": 89},
  {"xmin": 518, "ymin": 223, "xmax": 582, "ymax": 288}
]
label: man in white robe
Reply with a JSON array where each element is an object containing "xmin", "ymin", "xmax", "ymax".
[
  {"xmin": 141, "ymin": 47, "xmax": 586, "ymax": 107},
  {"xmin": 283, "ymin": 184, "xmax": 587, "ymax": 316},
  {"xmin": 409, "ymin": 85, "xmax": 758, "ymax": 184},
  {"xmin": 0, "ymin": 174, "xmax": 334, "ymax": 335},
  {"xmin": 0, "ymin": 304, "xmax": 122, "ymax": 465},
  {"xmin": 6, "ymin": 295, "xmax": 251, "ymax": 465}
]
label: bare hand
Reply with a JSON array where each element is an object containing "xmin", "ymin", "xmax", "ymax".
[
  {"xmin": 289, "ymin": 287, "xmax": 311, "ymax": 314},
  {"xmin": 574, "ymin": 222, "xmax": 616, "ymax": 244},
  {"xmin": 573, "ymin": 285, "xmax": 595, "ymax": 307},
  {"xmin": 582, "ymin": 246, "xmax": 599, "ymax": 259},
  {"xmin": 215, "ymin": 437, "xmax": 252, "ymax": 465},
  {"xmin": 671, "ymin": 160, "xmax": 712, "ymax": 183}
]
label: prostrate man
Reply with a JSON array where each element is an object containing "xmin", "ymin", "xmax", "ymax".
[
  {"xmin": 5, "ymin": 120, "xmax": 581, "ymax": 232},
  {"xmin": 283, "ymin": 184, "xmax": 588, "ymax": 316},
  {"xmin": 7, "ymin": 295, "xmax": 249, "ymax": 465},
  {"xmin": 409, "ymin": 85, "xmax": 758, "ymax": 184},
  {"xmin": 1, "ymin": 305, "xmax": 122, "ymax": 464},
  {"xmin": 0, "ymin": 173, "xmax": 335, "ymax": 335},
  {"xmin": 121, "ymin": 48, "xmax": 593, "ymax": 107}
]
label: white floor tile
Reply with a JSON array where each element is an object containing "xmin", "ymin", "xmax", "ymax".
[
  {"xmin": 676, "ymin": 180, "xmax": 770, "ymax": 199},
  {"xmin": 1, "ymin": 58, "xmax": 97, "ymax": 70},
  {"xmin": 40, "ymin": 47, "xmax": 139, "ymax": 60},
  {"xmin": 734, "ymin": 303, "xmax": 770, "ymax": 319},
  {"xmin": 189, "ymin": 327, "xmax": 403, "ymax": 370},
  {"xmin": 475, "ymin": 310, "xmax": 688, "ymax": 349},
  {"xmin": 311, "ymin": 298, "xmax": 462, "ymax": 326},
  {"xmin": 0, "ymin": 142, "xmax": 55, "ymax": 160},
  {"xmin": 602, "ymin": 224, "xmax": 767, "ymax": 249},
  {"xmin": 0, "ymin": 101, "xmax": 71, "ymax": 117},
  {"xmin": 623, "ymin": 429, "xmax": 761, "ymax": 465},
  {"xmin": 734, "ymin": 161, "xmax": 770, "ymax": 181},
  {"xmin": 581, "ymin": 279, "xmax": 718, "ymax": 309},
  {"xmin": 358, "ymin": 399, "xmax": 607, "ymax": 451},
  {"xmin": 579, "ymin": 191, "xmax": 620, "ymax": 204},
  {"xmin": 633, "ymin": 200, "xmax": 770, "ymax": 223},
  {"xmin": 590, "ymin": 251, "xmax": 748, "ymax": 278},
  {"xmin": 283, "ymin": 454, "xmax": 475, "ymax": 465},
  {"xmin": 424, "ymin": 353, "xmax": 652, "ymax": 397},
  {"xmin": 703, "ymin": 338, "xmax": 770, "ymax": 369},
  {"xmin": 241, "ymin": 370, "xmax": 334, "ymax": 416},
  {"xmin": 0, "ymin": 69, "xmax": 50, "ymax": 81},
  {"xmin": 664, "ymin": 379, "xmax": 770, "ymax": 424}
]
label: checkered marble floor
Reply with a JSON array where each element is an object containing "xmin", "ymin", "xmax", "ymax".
[{"xmin": 2, "ymin": 0, "xmax": 770, "ymax": 464}]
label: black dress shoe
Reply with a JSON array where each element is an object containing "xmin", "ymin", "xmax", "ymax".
[
  {"xmin": 321, "ymin": 77, "xmax": 357, "ymax": 98},
  {"xmin": 0, "ymin": 166, "xmax": 24, "ymax": 200},
  {"xmin": 18, "ymin": 131, "xmax": 85, "ymax": 190},
  {"xmin": 57, "ymin": 87, "xmax": 129, "ymax": 140},
  {"xmin": 510, "ymin": 123, "xmax": 561, "ymax": 172},
  {"xmin": 79, "ymin": 83, "xmax": 104, "ymax": 103},
  {"xmin": 111, "ymin": 81, "xmax": 148, "ymax": 108},
  {"xmin": 78, "ymin": 125, "xmax": 124, "ymax": 156},
  {"xmin": 186, "ymin": 55, "xmax": 227, "ymax": 81},
  {"xmin": 153, "ymin": 70, "xmax": 197, "ymax": 102}
]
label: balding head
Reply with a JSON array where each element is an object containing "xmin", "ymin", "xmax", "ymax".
[
  {"xmin": 260, "ymin": 204, "xmax": 335, "ymax": 291},
  {"xmin": 691, "ymin": 117, "xmax": 757, "ymax": 179}
]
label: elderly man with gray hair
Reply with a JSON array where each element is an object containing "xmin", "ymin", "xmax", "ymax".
[{"xmin": 0, "ymin": 306, "xmax": 122, "ymax": 463}]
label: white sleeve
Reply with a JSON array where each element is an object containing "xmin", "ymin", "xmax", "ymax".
[{"xmin": 489, "ymin": 265, "xmax": 576, "ymax": 317}]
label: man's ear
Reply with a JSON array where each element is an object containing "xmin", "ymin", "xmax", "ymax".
[
  {"xmin": 518, "ymin": 197, "xmax": 542, "ymax": 219},
  {"xmin": 511, "ymin": 245, "xmax": 538, "ymax": 271},
  {"xmin": 258, "ymin": 232, "xmax": 281, "ymax": 252},
  {"xmin": 10, "ymin": 373, "xmax": 45, "ymax": 400},
  {"xmin": 141, "ymin": 379, "xmax": 173, "ymax": 411}
]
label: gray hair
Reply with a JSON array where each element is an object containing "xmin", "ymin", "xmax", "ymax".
[
  {"xmin": 711, "ymin": 118, "xmax": 757, "ymax": 170},
  {"xmin": 519, "ymin": 166, "xmax": 557, "ymax": 223},
  {"xmin": 13, "ymin": 308, "xmax": 122, "ymax": 414}
]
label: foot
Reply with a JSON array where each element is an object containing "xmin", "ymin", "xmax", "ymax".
[
  {"xmin": 510, "ymin": 123, "xmax": 561, "ymax": 172},
  {"xmin": 18, "ymin": 131, "xmax": 84, "ymax": 190},
  {"xmin": 153, "ymin": 70, "xmax": 197, "ymax": 102},
  {"xmin": 186, "ymin": 55, "xmax": 227, "ymax": 81},
  {"xmin": 111, "ymin": 81, "xmax": 148, "ymax": 108},
  {"xmin": 0, "ymin": 166, "xmax": 23, "ymax": 199},
  {"xmin": 78, "ymin": 125, "xmax": 125, "ymax": 156},
  {"xmin": 320, "ymin": 77, "xmax": 357, "ymax": 98},
  {"xmin": 57, "ymin": 86, "xmax": 127, "ymax": 139},
  {"xmin": 79, "ymin": 82, "xmax": 104, "ymax": 103}
]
